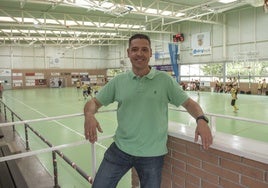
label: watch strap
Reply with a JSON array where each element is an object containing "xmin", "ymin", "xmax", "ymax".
[{"xmin": 196, "ymin": 115, "xmax": 209, "ymax": 123}]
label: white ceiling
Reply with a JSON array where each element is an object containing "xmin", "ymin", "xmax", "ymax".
[{"xmin": 0, "ymin": 0, "xmax": 265, "ymax": 48}]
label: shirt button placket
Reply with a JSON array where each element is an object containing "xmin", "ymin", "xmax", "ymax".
[{"xmin": 137, "ymin": 78, "xmax": 143, "ymax": 93}]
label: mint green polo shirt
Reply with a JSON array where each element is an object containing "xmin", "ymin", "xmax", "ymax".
[{"xmin": 96, "ymin": 68, "xmax": 189, "ymax": 157}]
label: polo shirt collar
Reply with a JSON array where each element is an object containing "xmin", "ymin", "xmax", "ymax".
[{"xmin": 129, "ymin": 67, "xmax": 156, "ymax": 80}]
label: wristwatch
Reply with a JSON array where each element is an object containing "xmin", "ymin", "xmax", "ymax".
[{"xmin": 196, "ymin": 115, "xmax": 209, "ymax": 123}]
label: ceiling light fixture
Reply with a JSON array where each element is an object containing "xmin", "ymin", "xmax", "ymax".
[{"xmin": 219, "ymin": 0, "xmax": 238, "ymax": 4}]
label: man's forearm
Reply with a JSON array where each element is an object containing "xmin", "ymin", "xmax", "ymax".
[
  {"xmin": 182, "ymin": 98, "xmax": 205, "ymax": 119},
  {"xmin": 84, "ymin": 98, "xmax": 102, "ymax": 116}
]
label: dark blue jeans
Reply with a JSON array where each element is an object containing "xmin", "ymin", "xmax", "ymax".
[{"xmin": 92, "ymin": 142, "xmax": 165, "ymax": 188}]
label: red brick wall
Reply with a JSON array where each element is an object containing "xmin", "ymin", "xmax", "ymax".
[{"xmin": 132, "ymin": 136, "xmax": 268, "ymax": 188}]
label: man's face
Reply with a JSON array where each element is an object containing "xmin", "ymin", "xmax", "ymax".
[{"xmin": 127, "ymin": 38, "xmax": 152, "ymax": 70}]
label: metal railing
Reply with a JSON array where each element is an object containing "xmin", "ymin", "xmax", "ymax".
[
  {"xmin": 0, "ymin": 101, "xmax": 116, "ymax": 187},
  {"xmin": 1, "ymin": 100, "xmax": 268, "ymax": 187}
]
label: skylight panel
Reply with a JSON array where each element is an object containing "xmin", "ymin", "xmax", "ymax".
[
  {"xmin": 27, "ymin": 30, "xmax": 38, "ymax": 34},
  {"xmin": 100, "ymin": 2, "xmax": 114, "ymax": 9},
  {"xmin": 175, "ymin": 12, "xmax": 185, "ymax": 17},
  {"xmin": 84, "ymin": 21, "xmax": 95, "ymax": 26},
  {"xmin": 52, "ymin": 31, "xmax": 64, "ymax": 34},
  {"xmin": 46, "ymin": 19, "xmax": 61, "ymax": 24},
  {"xmin": 104, "ymin": 23, "xmax": 117, "ymax": 27},
  {"xmin": 161, "ymin": 11, "xmax": 172, "ymax": 16},
  {"xmin": 65, "ymin": 20, "xmax": 78, "ymax": 26},
  {"xmin": 19, "ymin": 17, "xmax": 35, "ymax": 23},
  {"xmin": 2, "ymin": 29, "xmax": 19, "ymax": 33},
  {"xmin": 118, "ymin": 24, "xmax": 129, "ymax": 29},
  {"xmin": 0, "ymin": 16, "xmax": 14, "ymax": 22},
  {"xmin": 219, "ymin": 0, "xmax": 238, "ymax": 4},
  {"xmin": 145, "ymin": 8, "xmax": 158, "ymax": 14}
]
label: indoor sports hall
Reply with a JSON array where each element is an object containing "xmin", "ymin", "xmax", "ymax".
[{"xmin": 0, "ymin": 0, "xmax": 268, "ymax": 188}]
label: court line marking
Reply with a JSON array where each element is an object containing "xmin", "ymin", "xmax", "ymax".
[
  {"xmin": 3, "ymin": 96, "xmax": 105, "ymax": 143},
  {"xmin": 6, "ymin": 94, "xmax": 84, "ymax": 136},
  {"xmin": 2, "ymin": 96, "xmax": 118, "ymax": 150},
  {"xmin": 3, "ymin": 95, "xmax": 109, "ymax": 150}
]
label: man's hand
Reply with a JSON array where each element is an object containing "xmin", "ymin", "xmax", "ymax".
[
  {"xmin": 84, "ymin": 114, "xmax": 103, "ymax": 143},
  {"xmin": 182, "ymin": 98, "xmax": 213, "ymax": 149},
  {"xmin": 195, "ymin": 121, "xmax": 213, "ymax": 150},
  {"xmin": 84, "ymin": 98, "xmax": 103, "ymax": 143}
]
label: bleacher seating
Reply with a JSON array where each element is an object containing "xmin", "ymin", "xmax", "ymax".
[{"xmin": 0, "ymin": 144, "xmax": 28, "ymax": 188}]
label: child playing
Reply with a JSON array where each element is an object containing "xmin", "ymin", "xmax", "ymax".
[
  {"xmin": 81, "ymin": 82, "xmax": 89, "ymax": 100},
  {"xmin": 0, "ymin": 82, "xmax": 3, "ymax": 99},
  {"xmin": 230, "ymin": 84, "xmax": 239, "ymax": 112},
  {"xmin": 87, "ymin": 84, "xmax": 93, "ymax": 98}
]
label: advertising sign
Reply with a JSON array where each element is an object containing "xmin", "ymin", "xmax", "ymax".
[{"xmin": 191, "ymin": 32, "xmax": 211, "ymax": 56}]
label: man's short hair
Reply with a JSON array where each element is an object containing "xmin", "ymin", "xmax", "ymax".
[{"xmin": 129, "ymin": 33, "xmax": 151, "ymax": 47}]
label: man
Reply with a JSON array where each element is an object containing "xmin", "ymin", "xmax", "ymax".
[
  {"xmin": 230, "ymin": 84, "xmax": 239, "ymax": 112},
  {"xmin": 81, "ymin": 82, "xmax": 89, "ymax": 100},
  {"xmin": 0, "ymin": 82, "xmax": 3, "ymax": 98},
  {"xmin": 84, "ymin": 33, "xmax": 213, "ymax": 188},
  {"xmin": 257, "ymin": 80, "xmax": 262, "ymax": 95},
  {"xmin": 262, "ymin": 78, "xmax": 267, "ymax": 95}
]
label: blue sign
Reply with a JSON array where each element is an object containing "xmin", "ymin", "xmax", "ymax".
[{"xmin": 168, "ymin": 43, "xmax": 179, "ymax": 82}]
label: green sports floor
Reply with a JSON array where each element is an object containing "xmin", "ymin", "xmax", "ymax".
[{"xmin": 1, "ymin": 87, "xmax": 268, "ymax": 188}]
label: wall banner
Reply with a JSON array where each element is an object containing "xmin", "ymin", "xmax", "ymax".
[
  {"xmin": 191, "ymin": 32, "xmax": 211, "ymax": 56},
  {"xmin": 168, "ymin": 43, "xmax": 179, "ymax": 82}
]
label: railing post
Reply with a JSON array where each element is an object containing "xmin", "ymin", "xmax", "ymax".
[
  {"xmin": 11, "ymin": 112, "xmax": 15, "ymax": 131},
  {"xmin": 4, "ymin": 104, "xmax": 7, "ymax": 121},
  {"xmin": 91, "ymin": 143, "xmax": 96, "ymax": 180},
  {"xmin": 210, "ymin": 116, "xmax": 217, "ymax": 138},
  {"xmin": 24, "ymin": 124, "xmax": 30, "ymax": 150},
  {"xmin": 52, "ymin": 151, "xmax": 60, "ymax": 188}
]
